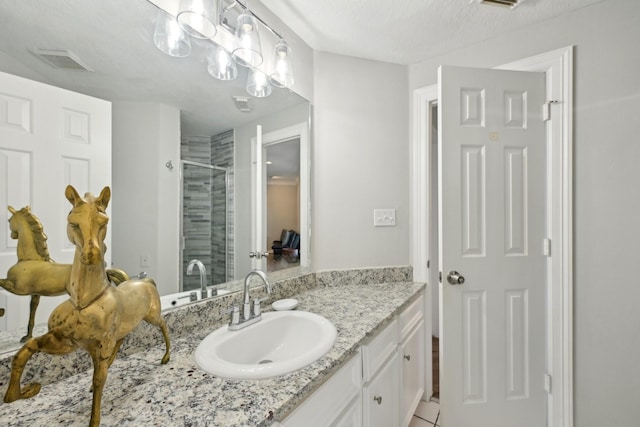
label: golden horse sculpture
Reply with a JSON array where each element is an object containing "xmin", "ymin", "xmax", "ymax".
[
  {"xmin": 0, "ymin": 205, "xmax": 129, "ymax": 342},
  {"xmin": 4, "ymin": 186, "xmax": 171, "ymax": 427}
]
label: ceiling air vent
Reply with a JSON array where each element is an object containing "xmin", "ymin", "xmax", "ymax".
[
  {"xmin": 477, "ymin": 0, "xmax": 522, "ymax": 9},
  {"xmin": 233, "ymin": 96, "xmax": 252, "ymax": 113},
  {"xmin": 30, "ymin": 49, "xmax": 93, "ymax": 71}
]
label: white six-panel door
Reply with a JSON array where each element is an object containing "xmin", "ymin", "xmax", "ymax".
[
  {"xmin": 0, "ymin": 71, "xmax": 111, "ymax": 333},
  {"xmin": 438, "ymin": 66, "xmax": 546, "ymax": 426}
]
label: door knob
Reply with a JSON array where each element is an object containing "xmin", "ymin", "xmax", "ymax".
[{"xmin": 447, "ymin": 271, "xmax": 465, "ymax": 285}]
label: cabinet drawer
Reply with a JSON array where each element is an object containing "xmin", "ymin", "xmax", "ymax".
[
  {"xmin": 283, "ymin": 350, "xmax": 362, "ymax": 427},
  {"xmin": 362, "ymin": 318, "xmax": 398, "ymax": 383},
  {"xmin": 399, "ymin": 294, "xmax": 424, "ymax": 341}
]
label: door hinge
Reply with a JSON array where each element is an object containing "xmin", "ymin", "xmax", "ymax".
[
  {"xmin": 543, "ymin": 238, "xmax": 551, "ymax": 257},
  {"xmin": 544, "ymin": 373, "xmax": 552, "ymax": 393},
  {"xmin": 542, "ymin": 100, "xmax": 560, "ymax": 121},
  {"xmin": 438, "ymin": 271, "xmax": 442, "ymax": 283},
  {"xmin": 427, "ymin": 259, "xmax": 430, "ymax": 269}
]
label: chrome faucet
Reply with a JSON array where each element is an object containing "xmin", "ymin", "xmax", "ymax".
[
  {"xmin": 186, "ymin": 259, "xmax": 208, "ymax": 300},
  {"xmin": 228, "ymin": 269, "xmax": 272, "ymax": 331},
  {"xmin": 130, "ymin": 271, "xmax": 147, "ymax": 280}
]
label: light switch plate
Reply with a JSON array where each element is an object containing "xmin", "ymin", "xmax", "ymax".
[
  {"xmin": 140, "ymin": 254, "xmax": 151, "ymax": 267},
  {"xmin": 373, "ymin": 208, "xmax": 396, "ymax": 227}
]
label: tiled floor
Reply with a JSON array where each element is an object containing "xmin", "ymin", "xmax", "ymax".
[{"xmin": 410, "ymin": 400, "xmax": 440, "ymax": 426}]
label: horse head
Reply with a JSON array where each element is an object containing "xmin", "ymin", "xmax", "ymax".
[
  {"xmin": 65, "ymin": 185, "xmax": 111, "ymax": 265},
  {"xmin": 7, "ymin": 206, "xmax": 19, "ymax": 239}
]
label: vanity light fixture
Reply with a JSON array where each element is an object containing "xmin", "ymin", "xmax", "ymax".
[
  {"xmin": 153, "ymin": 9, "xmax": 192, "ymax": 57},
  {"xmin": 246, "ymin": 68, "xmax": 272, "ymax": 98},
  {"xmin": 207, "ymin": 45, "xmax": 237, "ymax": 80},
  {"xmin": 269, "ymin": 39, "xmax": 294, "ymax": 88},
  {"xmin": 231, "ymin": 7, "xmax": 263, "ymax": 67},
  {"xmin": 177, "ymin": 0, "xmax": 218, "ymax": 39},
  {"xmin": 153, "ymin": 0, "xmax": 295, "ymax": 96}
]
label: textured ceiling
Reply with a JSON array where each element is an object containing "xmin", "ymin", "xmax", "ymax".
[
  {"xmin": 0, "ymin": 0, "xmax": 306, "ymax": 137},
  {"xmin": 0, "ymin": 0, "xmax": 607, "ymax": 138},
  {"xmin": 259, "ymin": 0, "xmax": 606, "ymax": 64}
]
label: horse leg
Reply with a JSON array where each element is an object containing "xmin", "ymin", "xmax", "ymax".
[
  {"xmin": 4, "ymin": 331, "xmax": 76, "ymax": 402},
  {"xmin": 106, "ymin": 338, "xmax": 124, "ymax": 368},
  {"xmin": 87, "ymin": 338, "xmax": 123, "ymax": 394},
  {"xmin": 87, "ymin": 345, "xmax": 111, "ymax": 427},
  {"xmin": 21, "ymin": 295, "xmax": 40, "ymax": 343},
  {"xmin": 144, "ymin": 312, "xmax": 171, "ymax": 364},
  {"xmin": 158, "ymin": 318, "xmax": 171, "ymax": 364}
]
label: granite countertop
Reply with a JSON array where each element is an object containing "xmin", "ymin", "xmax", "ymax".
[{"xmin": 0, "ymin": 281, "xmax": 424, "ymax": 426}]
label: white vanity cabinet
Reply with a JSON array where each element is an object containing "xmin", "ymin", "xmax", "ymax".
[
  {"xmin": 282, "ymin": 292, "xmax": 425, "ymax": 427},
  {"xmin": 362, "ymin": 318, "xmax": 400, "ymax": 427},
  {"xmin": 282, "ymin": 350, "xmax": 363, "ymax": 427}
]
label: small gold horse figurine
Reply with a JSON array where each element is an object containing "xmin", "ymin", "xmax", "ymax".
[
  {"xmin": 4, "ymin": 186, "xmax": 170, "ymax": 427},
  {"xmin": 0, "ymin": 206, "xmax": 129, "ymax": 342}
]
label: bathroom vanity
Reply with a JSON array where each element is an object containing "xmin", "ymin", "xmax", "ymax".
[
  {"xmin": 0, "ymin": 268, "xmax": 425, "ymax": 426},
  {"xmin": 282, "ymin": 293, "xmax": 425, "ymax": 427}
]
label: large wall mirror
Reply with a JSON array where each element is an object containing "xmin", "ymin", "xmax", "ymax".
[{"xmin": 0, "ymin": 0, "xmax": 311, "ymax": 354}]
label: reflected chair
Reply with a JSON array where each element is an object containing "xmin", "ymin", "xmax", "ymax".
[{"xmin": 272, "ymin": 229, "xmax": 296, "ymax": 261}]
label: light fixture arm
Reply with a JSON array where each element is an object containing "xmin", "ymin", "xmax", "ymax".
[{"xmin": 233, "ymin": 0, "xmax": 285, "ymax": 41}]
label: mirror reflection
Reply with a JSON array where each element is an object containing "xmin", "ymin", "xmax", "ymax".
[{"xmin": 0, "ymin": 0, "xmax": 311, "ymax": 354}]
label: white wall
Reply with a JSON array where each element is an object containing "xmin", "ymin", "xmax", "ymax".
[
  {"xmin": 111, "ymin": 101, "xmax": 180, "ymax": 296},
  {"xmin": 408, "ymin": 0, "xmax": 640, "ymax": 424},
  {"xmin": 267, "ymin": 182, "xmax": 300, "ymax": 246},
  {"xmin": 312, "ymin": 51, "xmax": 410, "ymax": 270}
]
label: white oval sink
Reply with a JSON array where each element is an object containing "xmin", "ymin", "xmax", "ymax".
[{"xmin": 194, "ymin": 311, "xmax": 337, "ymax": 380}]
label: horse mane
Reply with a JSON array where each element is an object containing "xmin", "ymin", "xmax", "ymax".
[{"xmin": 16, "ymin": 207, "xmax": 51, "ymax": 261}]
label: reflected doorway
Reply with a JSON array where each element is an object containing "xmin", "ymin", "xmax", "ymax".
[{"xmin": 264, "ymin": 138, "xmax": 301, "ymax": 273}]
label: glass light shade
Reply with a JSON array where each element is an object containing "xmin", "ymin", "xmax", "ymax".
[
  {"xmin": 269, "ymin": 39, "xmax": 294, "ymax": 88},
  {"xmin": 232, "ymin": 11, "xmax": 263, "ymax": 67},
  {"xmin": 207, "ymin": 45, "xmax": 238, "ymax": 81},
  {"xmin": 246, "ymin": 69, "xmax": 272, "ymax": 98},
  {"xmin": 177, "ymin": 0, "xmax": 217, "ymax": 39},
  {"xmin": 154, "ymin": 10, "xmax": 191, "ymax": 57}
]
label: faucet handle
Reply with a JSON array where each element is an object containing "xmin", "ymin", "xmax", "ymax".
[
  {"xmin": 253, "ymin": 297, "xmax": 270, "ymax": 316},
  {"xmin": 223, "ymin": 306, "xmax": 240, "ymax": 326}
]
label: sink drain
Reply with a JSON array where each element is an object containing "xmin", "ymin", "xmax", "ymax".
[{"xmin": 258, "ymin": 359, "xmax": 273, "ymax": 364}]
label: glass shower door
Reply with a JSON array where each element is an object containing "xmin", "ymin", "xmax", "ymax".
[{"xmin": 181, "ymin": 160, "xmax": 229, "ymax": 291}]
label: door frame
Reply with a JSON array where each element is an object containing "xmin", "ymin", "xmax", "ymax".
[{"xmin": 410, "ymin": 46, "xmax": 574, "ymax": 426}]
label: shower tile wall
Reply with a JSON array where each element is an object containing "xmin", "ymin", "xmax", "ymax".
[
  {"xmin": 181, "ymin": 130, "xmax": 234, "ymax": 290},
  {"xmin": 211, "ymin": 130, "xmax": 234, "ymax": 284}
]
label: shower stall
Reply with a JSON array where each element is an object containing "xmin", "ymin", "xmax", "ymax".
[{"xmin": 181, "ymin": 160, "xmax": 231, "ymax": 292}]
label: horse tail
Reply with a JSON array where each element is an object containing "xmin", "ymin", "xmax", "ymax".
[{"xmin": 106, "ymin": 268, "xmax": 130, "ymax": 285}]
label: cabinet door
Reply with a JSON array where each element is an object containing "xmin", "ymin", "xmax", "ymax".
[
  {"xmin": 363, "ymin": 352, "xmax": 400, "ymax": 427},
  {"xmin": 331, "ymin": 397, "xmax": 362, "ymax": 427},
  {"xmin": 400, "ymin": 319, "xmax": 425, "ymax": 427},
  {"xmin": 283, "ymin": 351, "xmax": 362, "ymax": 427}
]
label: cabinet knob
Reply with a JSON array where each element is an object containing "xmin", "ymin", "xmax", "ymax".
[
  {"xmin": 404, "ymin": 354, "xmax": 411, "ymax": 361},
  {"xmin": 373, "ymin": 395, "xmax": 383, "ymax": 405}
]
